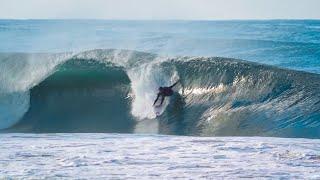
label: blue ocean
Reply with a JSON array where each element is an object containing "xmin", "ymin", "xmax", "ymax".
[{"xmin": 1, "ymin": 20, "xmax": 320, "ymax": 138}]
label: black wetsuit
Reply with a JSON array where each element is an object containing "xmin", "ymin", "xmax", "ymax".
[{"xmin": 153, "ymin": 81, "xmax": 179, "ymax": 106}]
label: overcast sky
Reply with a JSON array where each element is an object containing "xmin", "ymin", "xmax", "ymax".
[{"xmin": 0, "ymin": 0, "xmax": 319, "ymax": 20}]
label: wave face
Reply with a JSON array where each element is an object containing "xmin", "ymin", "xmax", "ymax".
[{"xmin": 1, "ymin": 49, "xmax": 320, "ymax": 138}]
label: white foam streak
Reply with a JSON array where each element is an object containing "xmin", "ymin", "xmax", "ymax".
[{"xmin": 182, "ymin": 84, "xmax": 226, "ymax": 96}]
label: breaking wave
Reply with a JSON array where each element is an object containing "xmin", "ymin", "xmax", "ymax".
[{"xmin": 1, "ymin": 49, "xmax": 320, "ymax": 138}]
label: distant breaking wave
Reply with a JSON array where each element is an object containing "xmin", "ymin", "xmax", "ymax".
[{"xmin": 0, "ymin": 49, "xmax": 320, "ymax": 138}]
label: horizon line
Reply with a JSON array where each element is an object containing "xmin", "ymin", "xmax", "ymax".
[{"xmin": 1, "ymin": 18, "xmax": 320, "ymax": 21}]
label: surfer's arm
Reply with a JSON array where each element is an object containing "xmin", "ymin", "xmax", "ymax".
[
  {"xmin": 169, "ymin": 80, "xmax": 180, "ymax": 88},
  {"xmin": 153, "ymin": 93, "xmax": 160, "ymax": 106}
]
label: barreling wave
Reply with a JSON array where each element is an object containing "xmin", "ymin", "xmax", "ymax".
[{"xmin": 1, "ymin": 49, "xmax": 320, "ymax": 138}]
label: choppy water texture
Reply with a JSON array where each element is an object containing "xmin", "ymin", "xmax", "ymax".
[
  {"xmin": 0, "ymin": 134, "xmax": 320, "ymax": 179},
  {"xmin": 0, "ymin": 20, "xmax": 320, "ymax": 138}
]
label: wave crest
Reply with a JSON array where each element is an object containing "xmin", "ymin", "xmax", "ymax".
[{"xmin": 1, "ymin": 49, "xmax": 320, "ymax": 138}]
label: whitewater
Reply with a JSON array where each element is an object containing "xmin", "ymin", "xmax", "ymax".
[
  {"xmin": 1, "ymin": 20, "xmax": 320, "ymax": 178},
  {"xmin": 1, "ymin": 134, "xmax": 320, "ymax": 179}
]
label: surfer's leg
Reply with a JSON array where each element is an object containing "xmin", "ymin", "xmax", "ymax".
[
  {"xmin": 153, "ymin": 94, "xmax": 160, "ymax": 106},
  {"xmin": 160, "ymin": 95, "xmax": 165, "ymax": 105}
]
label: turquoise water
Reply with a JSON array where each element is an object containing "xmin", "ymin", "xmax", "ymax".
[
  {"xmin": 0, "ymin": 20, "xmax": 320, "ymax": 138},
  {"xmin": 1, "ymin": 20, "xmax": 320, "ymax": 73}
]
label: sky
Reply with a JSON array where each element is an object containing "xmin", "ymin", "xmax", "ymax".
[{"xmin": 0, "ymin": 0, "xmax": 319, "ymax": 20}]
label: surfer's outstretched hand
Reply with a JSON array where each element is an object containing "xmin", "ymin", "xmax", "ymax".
[{"xmin": 170, "ymin": 80, "xmax": 180, "ymax": 88}]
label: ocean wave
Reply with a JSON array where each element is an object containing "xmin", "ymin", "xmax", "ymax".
[{"xmin": 1, "ymin": 49, "xmax": 320, "ymax": 138}]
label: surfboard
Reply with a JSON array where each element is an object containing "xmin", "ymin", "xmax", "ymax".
[{"xmin": 153, "ymin": 105, "xmax": 162, "ymax": 116}]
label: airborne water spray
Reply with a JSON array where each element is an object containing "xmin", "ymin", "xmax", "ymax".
[{"xmin": 127, "ymin": 58, "xmax": 180, "ymax": 119}]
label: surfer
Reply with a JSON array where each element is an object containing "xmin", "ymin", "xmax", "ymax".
[{"xmin": 153, "ymin": 81, "xmax": 179, "ymax": 106}]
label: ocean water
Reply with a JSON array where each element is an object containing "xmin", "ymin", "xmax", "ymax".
[
  {"xmin": 1, "ymin": 134, "xmax": 320, "ymax": 179},
  {"xmin": 0, "ymin": 20, "xmax": 320, "ymax": 138}
]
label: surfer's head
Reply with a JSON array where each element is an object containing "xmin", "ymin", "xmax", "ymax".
[{"xmin": 159, "ymin": 87, "xmax": 164, "ymax": 91}]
